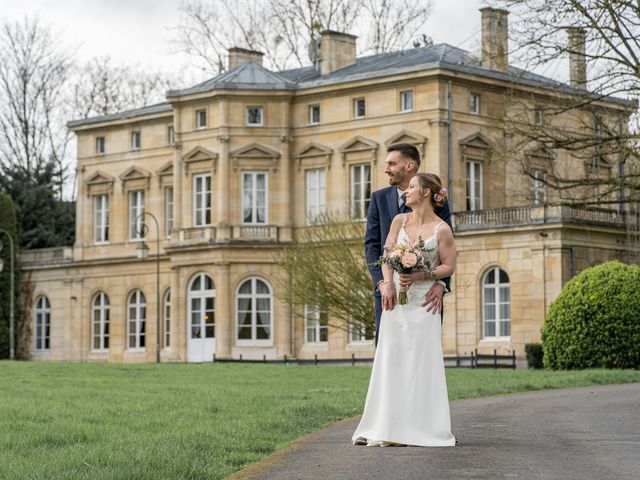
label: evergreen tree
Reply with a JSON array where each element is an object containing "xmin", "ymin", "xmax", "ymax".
[
  {"xmin": 0, "ymin": 162, "xmax": 75, "ymax": 249},
  {"xmin": 0, "ymin": 193, "xmax": 19, "ymax": 359}
]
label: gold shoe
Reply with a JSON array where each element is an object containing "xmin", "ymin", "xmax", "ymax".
[{"xmin": 353, "ymin": 436, "xmax": 368, "ymax": 446}]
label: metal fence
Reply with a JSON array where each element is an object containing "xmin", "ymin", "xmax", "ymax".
[{"xmin": 213, "ymin": 349, "xmax": 516, "ymax": 369}]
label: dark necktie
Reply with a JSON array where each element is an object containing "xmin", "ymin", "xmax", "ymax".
[{"xmin": 400, "ymin": 192, "xmax": 407, "ymax": 213}]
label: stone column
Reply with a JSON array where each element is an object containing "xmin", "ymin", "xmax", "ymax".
[
  {"xmin": 279, "ymin": 99, "xmax": 293, "ymax": 242},
  {"xmin": 215, "ymin": 262, "xmax": 232, "ymax": 358},
  {"xmin": 172, "ymin": 107, "xmax": 183, "ymax": 233},
  {"xmin": 74, "ymin": 167, "xmax": 85, "ymax": 255},
  {"xmin": 172, "ymin": 266, "xmax": 185, "ymax": 361},
  {"xmin": 217, "ymin": 99, "xmax": 231, "ymax": 241}
]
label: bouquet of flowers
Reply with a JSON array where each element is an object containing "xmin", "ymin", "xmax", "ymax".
[{"xmin": 376, "ymin": 238, "xmax": 434, "ymax": 305}]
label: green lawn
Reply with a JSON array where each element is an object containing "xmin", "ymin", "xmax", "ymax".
[{"xmin": 0, "ymin": 362, "xmax": 638, "ymax": 480}]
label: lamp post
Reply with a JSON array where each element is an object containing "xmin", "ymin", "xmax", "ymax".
[
  {"xmin": 0, "ymin": 227, "xmax": 15, "ymax": 360},
  {"xmin": 135, "ymin": 212, "xmax": 161, "ymax": 364}
]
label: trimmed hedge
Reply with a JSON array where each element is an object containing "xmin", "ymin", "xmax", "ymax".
[{"xmin": 541, "ymin": 261, "xmax": 640, "ymax": 370}]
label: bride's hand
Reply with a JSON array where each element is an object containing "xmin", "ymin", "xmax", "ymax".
[
  {"xmin": 381, "ymin": 282, "xmax": 397, "ymax": 311},
  {"xmin": 399, "ymin": 271, "xmax": 424, "ymax": 287}
]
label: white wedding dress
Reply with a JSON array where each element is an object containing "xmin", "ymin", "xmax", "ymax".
[{"xmin": 352, "ymin": 219, "xmax": 456, "ymax": 447}]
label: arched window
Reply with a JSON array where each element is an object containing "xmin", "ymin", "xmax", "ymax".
[
  {"xmin": 127, "ymin": 290, "xmax": 146, "ymax": 350},
  {"xmin": 34, "ymin": 296, "xmax": 50, "ymax": 351},
  {"xmin": 237, "ymin": 277, "xmax": 272, "ymax": 343},
  {"xmin": 92, "ymin": 292, "xmax": 110, "ymax": 350},
  {"xmin": 482, "ymin": 267, "xmax": 511, "ymax": 338},
  {"xmin": 163, "ymin": 289, "xmax": 171, "ymax": 348}
]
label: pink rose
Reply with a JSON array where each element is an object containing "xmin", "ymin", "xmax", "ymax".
[
  {"xmin": 401, "ymin": 252, "xmax": 418, "ymax": 268},
  {"xmin": 389, "ymin": 249, "xmax": 402, "ymax": 259}
]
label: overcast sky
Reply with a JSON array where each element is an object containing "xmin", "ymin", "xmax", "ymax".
[{"xmin": 2, "ymin": 0, "xmax": 491, "ymax": 80}]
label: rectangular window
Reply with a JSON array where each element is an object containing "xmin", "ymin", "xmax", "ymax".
[
  {"xmin": 353, "ymin": 97, "xmax": 366, "ymax": 118},
  {"xmin": 470, "ymin": 94, "xmax": 480, "ymax": 114},
  {"xmin": 534, "ymin": 107, "xmax": 543, "ymax": 127},
  {"xmin": 167, "ymin": 125, "xmax": 174, "ymax": 145},
  {"xmin": 164, "ymin": 292, "xmax": 171, "ymax": 348},
  {"xmin": 350, "ymin": 164, "xmax": 371, "ymax": 220},
  {"xmin": 309, "ymin": 104, "xmax": 320, "ymax": 125},
  {"xmin": 531, "ymin": 169, "xmax": 546, "ymax": 205},
  {"xmin": 305, "ymin": 168, "xmax": 326, "ymax": 223},
  {"xmin": 128, "ymin": 190, "xmax": 145, "ymax": 240},
  {"xmin": 131, "ymin": 131, "xmax": 141, "ymax": 150},
  {"xmin": 305, "ymin": 305, "xmax": 328, "ymax": 343},
  {"xmin": 242, "ymin": 171, "xmax": 268, "ymax": 224},
  {"xmin": 93, "ymin": 194, "xmax": 109, "ymax": 243},
  {"xmin": 349, "ymin": 323, "xmax": 374, "ymax": 343},
  {"xmin": 193, "ymin": 174, "xmax": 212, "ymax": 226},
  {"xmin": 400, "ymin": 90, "xmax": 413, "ymax": 112},
  {"xmin": 96, "ymin": 136, "xmax": 105, "ymax": 155},
  {"xmin": 247, "ymin": 106, "xmax": 263, "ymax": 126},
  {"xmin": 165, "ymin": 187, "xmax": 174, "ymax": 237},
  {"xmin": 466, "ymin": 160, "xmax": 483, "ymax": 210},
  {"xmin": 196, "ymin": 109, "xmax": 207, "ymax": 129}
]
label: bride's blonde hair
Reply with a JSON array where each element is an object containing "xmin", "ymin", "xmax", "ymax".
[{"xmin": 415, "ymin": 173, "xmax": 447, "ymax": 208}]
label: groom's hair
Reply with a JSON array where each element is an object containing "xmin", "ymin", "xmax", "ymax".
[{"xmin": 387, "ymin": 143, "xmax": 421, "ymax": 170}]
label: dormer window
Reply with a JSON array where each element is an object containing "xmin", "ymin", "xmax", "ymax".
[
  {"xmin": 247, "ymin": 106, "xmax": 263, "ymax": 126},
  {"xmin": 196, "ymin": 109, "xmax": 207, "ymax": 129}
]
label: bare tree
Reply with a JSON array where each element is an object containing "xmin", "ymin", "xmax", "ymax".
[
  {"xmin": 0, "ymin": 16, "xmax": 73, "ymax": 197},
  {"xmin": 173, "ymin": 0, "xmax": 433, "ymax": 75},
  {"xmin": 362, "ymin": 0, "xmax": 433, "ymax": 55},
  {"xmin": 276, "ymin": 215, "xmax": 375, "ymax": 338},
  {"xmin": 488, "ymin": 0, "xmax": 640, "ymax": 208},
  {"xmin": 70, "ymin": 56, "xmax": 177, "ymax": 119}
]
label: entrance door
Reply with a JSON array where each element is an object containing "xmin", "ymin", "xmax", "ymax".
[{"xmin": 187, "ymin": 273, "xmax": 216, "ymax": 362}]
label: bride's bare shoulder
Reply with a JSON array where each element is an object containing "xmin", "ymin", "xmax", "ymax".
[{"xmin": 391, "ymin": 213, "xmax": 407, "ymax": 228}]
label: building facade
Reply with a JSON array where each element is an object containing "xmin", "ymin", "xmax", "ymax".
[{"xmin": 22, "ymin": 8, "xmax": 635, "ymax": 364}]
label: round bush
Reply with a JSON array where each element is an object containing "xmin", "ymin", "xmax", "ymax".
[{"xmin": 541, "ymin": 261, "xmax": 640, "ymax": 370}]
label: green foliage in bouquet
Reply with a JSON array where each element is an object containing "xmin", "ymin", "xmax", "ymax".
[{"xmin": 541, "ymin": 261, "xmax": 640, "ymax": 370}]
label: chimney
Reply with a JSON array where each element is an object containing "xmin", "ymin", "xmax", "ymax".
[
  {"xmin": 566, "ymin": 27, "xmax": 587, "ymax": 88},
  {"xmin": 228, "ymin": 47, "xmax": 264, "ymax": 70},
  {"xmin": 319, "ymin": 30, "xmax": 357, "ymax": 75},
  {"xmin": 480, "ymin": 7, "xmax": 509, "ymax": 72}
]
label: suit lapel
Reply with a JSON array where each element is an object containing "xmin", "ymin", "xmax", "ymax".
[{"xmin": 386, "ymin": 186, "xmax": 399, "ymax": 219}]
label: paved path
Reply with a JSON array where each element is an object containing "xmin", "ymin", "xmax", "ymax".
[{"xmin": 229, "ymin": 383, "xmax": 640, "ymax": 480}]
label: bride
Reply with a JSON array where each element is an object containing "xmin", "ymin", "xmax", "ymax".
[{"xmin": 352, "ymin": 172, "xmax": 456, "ymax": 447}]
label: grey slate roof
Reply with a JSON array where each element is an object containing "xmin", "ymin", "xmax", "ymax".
[
  {"xmin": 167, "ymin": 61, "xmax": 297, "ymax": 96},
  {"xmin": 69, "ymin": 43, "xmax": 634, "ymax": 127},
  {"xmin": 67, "ymin": 102, "xmax": 172, "ymax": 128}
]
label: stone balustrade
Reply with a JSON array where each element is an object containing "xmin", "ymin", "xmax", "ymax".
[{"xmin": 453, "ymin": 205, "xmax": 627, "ymax": 231}]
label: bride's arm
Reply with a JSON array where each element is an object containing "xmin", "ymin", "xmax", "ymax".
[
  {"xmin": 380, "ymin": 215, "xmax": 403, "ymax": 310},
  {"xmin": 431, "ymin": 225, "xmax": 456, "ymax": 280}
]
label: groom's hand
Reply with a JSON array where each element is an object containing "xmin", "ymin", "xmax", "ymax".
[{"xmin": 422, "ymin": 283, "xmax": 445, "ymax": 314}]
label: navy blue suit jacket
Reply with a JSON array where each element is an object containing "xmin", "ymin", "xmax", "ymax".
[{"xmin": 365, "ymin": 185, "xmax": 452, "ymax": 297}]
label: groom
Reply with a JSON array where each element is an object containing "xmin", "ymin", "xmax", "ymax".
[{"xmin": 365, "ymin": 143, "xmax": 452, "ymax": 345}]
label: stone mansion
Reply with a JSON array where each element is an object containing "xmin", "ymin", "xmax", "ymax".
[{"xmin": 21, "ymin": 8, "xmax": 635, "ymax": 364}]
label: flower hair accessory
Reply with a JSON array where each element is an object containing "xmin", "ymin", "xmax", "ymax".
[{"xmin": 433, "ymin": 187, "xmax": 448, "ymax": 205}]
